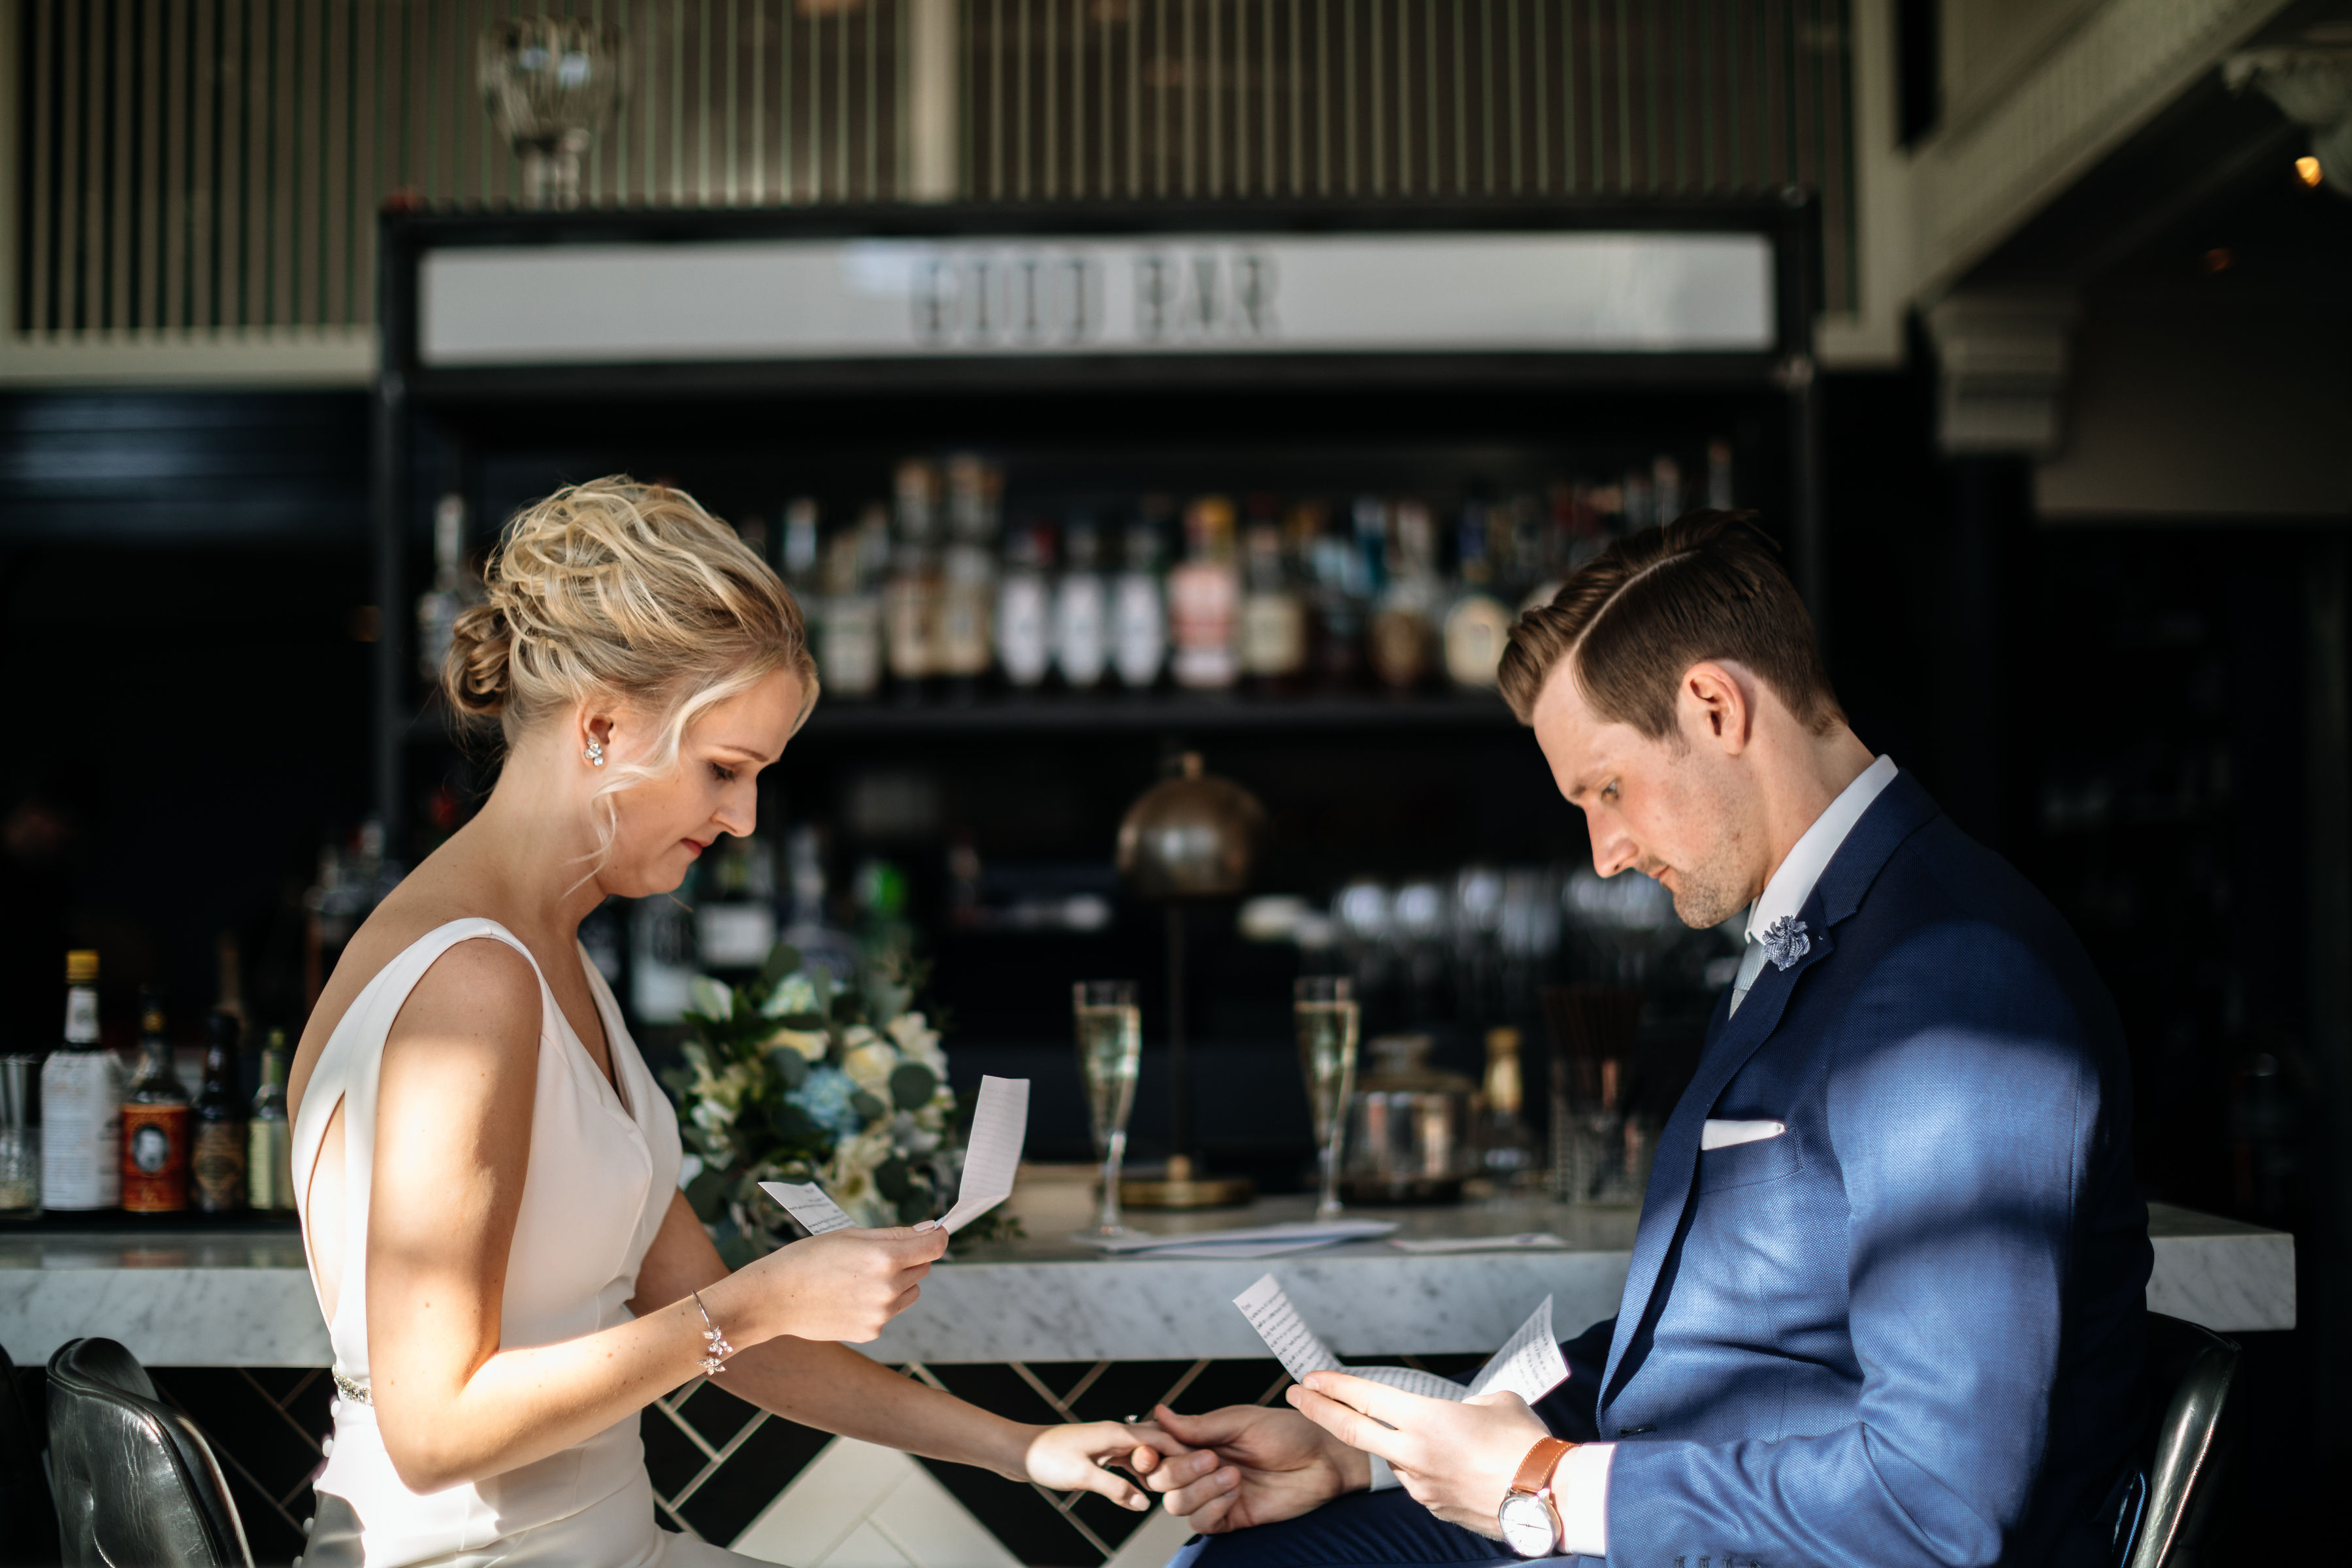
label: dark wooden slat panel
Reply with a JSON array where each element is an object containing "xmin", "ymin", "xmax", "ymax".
[{"xmin": 0, "ymin": 391, "xmax": 368, "ymax": 543}]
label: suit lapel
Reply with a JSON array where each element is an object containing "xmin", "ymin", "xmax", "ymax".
[
  {"xmin": 1595, "ymin": 772, "xmax": 1943, "ymax": 1411},
  {"xmin": 1597, "ymin": 921, "xmax": 1831, "ymax": 1405}
]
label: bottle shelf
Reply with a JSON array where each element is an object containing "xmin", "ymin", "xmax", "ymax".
[
  {"xmin": 401, "ymin": 688, "xmax": 1521, "ymax": 745},
  {"xmin": 792, "ymin": 689, "xmax": 1520, "ymax": 739}
]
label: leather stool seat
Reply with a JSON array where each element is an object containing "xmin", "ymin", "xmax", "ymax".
[{"xmin": 46, "ymin": 1337, "xmax": 253, "ymax": 1567}]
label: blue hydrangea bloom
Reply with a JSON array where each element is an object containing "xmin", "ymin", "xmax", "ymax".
[{"xmin": 787, "ymin": 1065, "xmax": 866, "ymax": 1137}]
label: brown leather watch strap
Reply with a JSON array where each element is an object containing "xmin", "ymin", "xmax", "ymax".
[{"xmin": 1510, "ymin": 1437, "xmax": 1576, "ymax": 1496}]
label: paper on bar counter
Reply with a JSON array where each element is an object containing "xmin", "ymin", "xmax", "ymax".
[
  {"xmin": 759, "ymin": 1181, "xmax": 857, "ymax": 1236},
  {"xmin": 1389, "ymin": 1232, "xmax": 1568, "ymax": 1254},
  {"xmin": 1233, "ymin": 1274, "xmax": 1568, "ymax": 1406},
  {"xmin": 759, "ymin": 1074, "xmax": 1029, "ymax": 1237},
  {"xmin": 1075, "ymin": 1218, "xmax": 1397, "ymax": 1254}
]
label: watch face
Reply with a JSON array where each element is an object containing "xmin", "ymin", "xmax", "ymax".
[{"xmin": 1497, "ymin": 1492, "xmax": 1558, "ymax": 1558}]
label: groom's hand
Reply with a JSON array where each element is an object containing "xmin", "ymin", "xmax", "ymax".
[
  {"xmin": 1133, "ymin": 1401, "xmax": 1371, "ymax": 1533},
  {"xmin": 1285, "ymin": 1374, "xmax": 1550, "ymax": 1538}
]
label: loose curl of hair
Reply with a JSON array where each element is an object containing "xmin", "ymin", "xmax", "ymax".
[{"xmin": 444, "ymin": 477, "xmax": 818, "ymax": 875}]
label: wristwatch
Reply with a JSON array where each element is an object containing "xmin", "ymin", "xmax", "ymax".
[{"xmin": 1496, "ymin": 1435, "xmax": 1576, "ymax": 1558}]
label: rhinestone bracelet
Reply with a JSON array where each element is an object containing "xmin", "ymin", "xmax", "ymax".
[{"xmin": 691, "ymin": 1288, "xmax": 734, "ymax": 1378}]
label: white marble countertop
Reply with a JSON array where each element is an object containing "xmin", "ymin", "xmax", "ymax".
[{"xmin": 0, "ymin": 1192, "xmax": 2293, "ymax": 1368}]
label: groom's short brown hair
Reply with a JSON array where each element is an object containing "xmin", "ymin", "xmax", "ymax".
[{"xmin": 1497, "ymin": 510, "xmax": 1843, "ymax": 738}]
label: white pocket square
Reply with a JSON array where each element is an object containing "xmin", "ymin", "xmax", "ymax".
[{"xmin": 1701, "ymin": 1119, "xmax": 1788, "ymax": 1151}]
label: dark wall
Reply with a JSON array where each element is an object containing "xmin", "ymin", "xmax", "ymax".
[
  {"xmin": 1821, "ymin": 347, "xmax": 2343, "ymax": 1558},
  {"xmin": 0, "ymin": 391, "xmax": 373, "ymax": 1050}
]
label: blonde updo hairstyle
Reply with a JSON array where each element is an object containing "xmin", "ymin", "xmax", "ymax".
[{"xmin": 445, "ymin": 477, "xmax": 817, "ymax": 868}]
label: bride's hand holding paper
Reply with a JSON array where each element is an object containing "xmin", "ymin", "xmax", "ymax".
[
  {"xmin": 711, "ymin": 1224, "xmax": 948, "ymax": 1346},
  {"xmin": 1283, "ymin": 1375, "xmax": 1550, "ymax": 1538}
]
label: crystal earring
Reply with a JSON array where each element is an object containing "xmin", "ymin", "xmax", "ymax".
[{"xmin": 583, "ymin": 738, "xmax": 606, "ymax": 768}]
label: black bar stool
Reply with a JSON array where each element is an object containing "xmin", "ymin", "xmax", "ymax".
[
  {"xmin": 2123, "ymin": 1312, "xmax": 2242, "ymax": 1568},
  {"xmin": 46, "ymin": 1337, "xmax": 252, "ymax": 1568}
]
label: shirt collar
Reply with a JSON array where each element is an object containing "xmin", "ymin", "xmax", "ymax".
[{"xmin": 1743, "ymin": 755, "xmax": 1900, "ymax": 946}]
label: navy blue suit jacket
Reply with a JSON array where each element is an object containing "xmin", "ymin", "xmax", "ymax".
[{"xmin": 1535, "ymin": 772, "xmax": 2149, "ymax": 1568}]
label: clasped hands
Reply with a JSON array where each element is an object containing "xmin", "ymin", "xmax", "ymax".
[{"xmin": 1115, "ymin": 1375, "xmax": 1554, "ymax": 1539}]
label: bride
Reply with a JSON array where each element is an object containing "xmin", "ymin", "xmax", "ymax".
[{"xmin": 289, "ymin": 478, "xmax": 1185, "ymax": 1566}]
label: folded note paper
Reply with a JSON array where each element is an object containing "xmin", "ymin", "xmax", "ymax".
[
  {"xmin": 759, "ymin": 1075, "xmax": 1030, "ymax": 1239},
  {"xmin": 759, "ymin": 1180, "xmax": 857, "ymax": 1237},
  {"xmin": 937, "ymin": 1075, "xmax": 1029, "ymax": 1233},
  {"xmin": 1232, "ymin": 1273, "xmax": 1568, "ymax": 1408}
]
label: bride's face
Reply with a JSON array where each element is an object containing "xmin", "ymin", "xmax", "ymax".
[{"xmin": 595, "ymin": 668, "xmax": 805, "ymax": 898}]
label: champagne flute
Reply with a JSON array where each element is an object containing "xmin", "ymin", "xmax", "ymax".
[
  {"xmin": 1073, "ymin": 981, "xmax": 1143, "ymax": 1237},
  {"xmin": 1294, "ymin": 976, "xmax": 1360, "ymax": 1220}
]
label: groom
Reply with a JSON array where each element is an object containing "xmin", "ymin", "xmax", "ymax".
[{"xmin": 1135, "ymin": 512, "xmax": 2151, "ymax": 1567}]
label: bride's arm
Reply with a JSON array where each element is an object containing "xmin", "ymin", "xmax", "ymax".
[
  {"xmin": 367, "ymin": 939, "xmax": 943, "ymax": 1494},
  {"xmin": 630, "ymin": 1174, "xmax": 1187, "ymax": 1509}
]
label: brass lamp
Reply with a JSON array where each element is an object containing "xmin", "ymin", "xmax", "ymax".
[{"xmin": 1115, "ymin": 753, "xmax": 1267, "ymax": 1208}]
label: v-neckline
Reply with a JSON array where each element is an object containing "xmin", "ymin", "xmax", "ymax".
[{"xmin": 566, "ymin": 954, "xmax": 638, "ymax": 1130}]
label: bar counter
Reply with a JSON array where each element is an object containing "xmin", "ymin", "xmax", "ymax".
[{"xmin": 0, "ymin": 1192, "xmax": 2295, "ymax": 1367}]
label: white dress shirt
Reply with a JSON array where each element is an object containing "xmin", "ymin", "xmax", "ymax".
[{"xmin": 1728, "ymin": 755, "xmax": 1898, "ymax": 1015}]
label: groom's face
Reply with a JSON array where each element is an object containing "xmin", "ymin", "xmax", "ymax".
[{"xmin": 1529, "ymin": 659, "xmax": 1759, "ymax": 930}]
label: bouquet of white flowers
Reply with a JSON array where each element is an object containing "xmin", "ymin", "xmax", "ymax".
[{"xmin": 662, "ymin": 941, "xmax": 1016, "ymax": 1264}]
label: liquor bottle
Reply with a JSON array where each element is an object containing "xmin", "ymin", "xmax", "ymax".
[
  {"xmin": 1622, "ymin": 470, "xmax": 1654, "ymax": 533},
  {"xmin": 1707, "ymin": 438, "xmax": 1735, "ymax": 510},
  {"xmin": 1053, "ymin": 515, "xmax": 1111, "ymax": 689},
  {"xmin": 781, "ymin": 497, "xmax": 821, "ymax": 593},
  {"xmin": 41, "ymin": 950, "xmax": 122, "ymax": 1211},
  {"xmin": 996, "ymin": 521, "xmax": 1054, "ymax": 689},
  {"xmin": 1443, "ymin": 504, "xmax": 1515, "ymax": 690},
  {"xmin": 936, "ymin": 453, "xmax": 999, "ymax": 685},
  {"xmin": 1367, "ymin": 500, "xmax": 1440, "ymax": 691},
  {"xmin": 936, "ymin": 543, "xmax": 996, "ymax": 683},
  {"xmin": 122, "ymin": 988, "xmax": 191, "ymax": 1213},
  {"xmin": 1652, "ymin": 455, "xmax": 1682, "ymax": 527},
  {"xmin": 1303, "ymin": 504, "xmax": 1365, "ymax": 690},
  {"xmin": 885, "ymin": 461, "xmax": 941, "ymax": 691},
  {"xmin": 1168, "ymin": 495, "xmax": 1241, "ymax": 690},
  {"xmin": 1477, "ymin": 1026, "xmax": 1541, "ymax": 1191},
  {"xmin": 191, "ymin": 1010, "xmax": 247, "ymax": 1214},
  {"xmin": 1238, "ymin": 508, "xmax": 1307, "ymax": 691},
  {"xmin": 817, "ymin": 517, "xmax": 885, "ymax": 700},
  {"xmin": 781, "ymin": 824, "xmax": 862, "ymax": 987},
  {"xmin": 247, "ymin": 1030, "xmax": 295, "ymax": 1212},
  {"xmin": 414, "ymin": 493, "xmax": 479, "ymax": 683},
  {"xmin": 1112, "ymin": 519, "xmax": 1169, "ymax": 690}
]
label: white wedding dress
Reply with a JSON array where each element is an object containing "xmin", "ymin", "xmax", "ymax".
[{"xmin": 293, "ymin": 918, "xmax": 767, "ymax": 1567}]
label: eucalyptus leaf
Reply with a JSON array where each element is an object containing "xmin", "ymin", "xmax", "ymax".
[
  {"xmin": 764, "ymin": 1046, "xmax": 811, "ymax": 1090},
  {"xmin": 889, "ymin": 1062, "xmax": 938, "ymax": 1113},
  {"xmin": 868, "ymin": 977, "xmax": 913, "ymax": 1024},
  {"xmin": 774, "ymin": 1013, "xmax": 828, "ymax": 1031},
  {"xmin": 830, "ymin": 992, "xmax": 864, "ymax": 1024},
  {"xmin": 769, "ymin": 1101, "xmax": 824, "ymax": 1147},
  {"xmin": 760, "ymin": 943, "xmax": 804, "ymax": 990},
  {"xmin": 874, "ymin": 1156, "xmax": 913, "ymax": 1202},
  {"xmin": 849, "ymin": 1090, "xmax": 887, "ymax": 1124},
  {"xmin": 683, "ymin": 1166, "xmax": 731, "ymax": 1222}
]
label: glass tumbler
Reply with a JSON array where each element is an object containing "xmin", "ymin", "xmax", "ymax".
[
  {"xmin": 1073, "ymin": 981, "xmax": 1143, "ymax": 1236},
  {"xmin": 0, "ymin": 1056, "xmax": 39, "ymax": 1218},
  {"xmin": 1294, "ymin": 977, "xmax": 1361, "ymax": 1219}
]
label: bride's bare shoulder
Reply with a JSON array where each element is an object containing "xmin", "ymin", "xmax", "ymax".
[{"xmin": 287, "ymin": 868, "xmax": 534, "ymax": 1113}]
